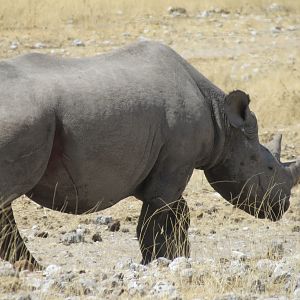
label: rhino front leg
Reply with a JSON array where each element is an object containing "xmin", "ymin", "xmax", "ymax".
[
  {"xmin": 137, "ymin": 196, "xmax": 190, "ymax": 264},
  {"xmin": 0, "ymin": 204, "xmax": 41, "ymax": 270}
]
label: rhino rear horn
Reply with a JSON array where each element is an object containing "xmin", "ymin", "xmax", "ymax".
[
  {"xmin": 266, "ymin": 134, "xmax": 282, "ymax": 161},
  {"xmin": 285, "ymin": 159, "xmax": 300, "ymax": 186}
]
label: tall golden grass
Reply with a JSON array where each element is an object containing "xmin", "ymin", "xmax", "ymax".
[{"xmin": 0, "ymin": 0, "xmax": 299, "ymax": 29}]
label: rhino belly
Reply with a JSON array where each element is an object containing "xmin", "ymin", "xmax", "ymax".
[
  {"xmin": 26, "ymin": 153, "xmax": 142, "ymax": 214},
  {"xmin": 27, "ymin": 127, "xmax": 161, "ymax": 214}
]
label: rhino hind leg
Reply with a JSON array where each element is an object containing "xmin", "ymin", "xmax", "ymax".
[
  {"xmin": 137, "ymin": 197, "xmax": 190, "ymax": 264},
  {"xmin": 0, "ymin": 204, "xmax": 41, "ymax": 270},
  {"xmin": 0, "ymin": 112, "xmax": 56, "ymax": 269}
]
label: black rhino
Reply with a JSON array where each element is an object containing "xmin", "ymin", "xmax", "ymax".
[{"xmin": 0, "ymin": 41, "xmax": 299, "ymax": 268}]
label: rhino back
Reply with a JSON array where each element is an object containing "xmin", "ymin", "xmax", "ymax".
[{"xmin": 1, "ymin": 42, "xmax": 214, "ymax": 212}]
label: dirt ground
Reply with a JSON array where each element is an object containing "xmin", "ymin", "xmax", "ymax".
[{"xmin": 0, "ymin": 1, "xmax": 300, "ymax": 299}]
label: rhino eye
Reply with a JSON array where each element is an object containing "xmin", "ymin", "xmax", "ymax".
[
  {"xmin": 250, "ymin": 154, "xmax": 258, "ymax": 161},
  {"xmin": 268, "ymin": 166, "xmax": 274, "ymax": 171}
]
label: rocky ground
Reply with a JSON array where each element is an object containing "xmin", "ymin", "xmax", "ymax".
[{"xmin": 0, "ymin": 1, "xmax": 300, "ymax": 299}]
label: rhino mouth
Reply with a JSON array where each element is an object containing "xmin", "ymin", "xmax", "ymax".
[
  {"xmin": 234, "ymin": 172, "xmax": 292, "ymax": 221},
  {"xmin": 239, "ymin": 194, "xmax": 291, "ymax": 221}
]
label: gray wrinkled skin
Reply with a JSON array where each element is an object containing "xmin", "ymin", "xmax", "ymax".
[{"xmin": 0, "ymin": 41, "xmax": 299, "ymax": 266}]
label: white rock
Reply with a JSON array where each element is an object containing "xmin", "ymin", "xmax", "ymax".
[
  {"xmin": 127, "ymin": 279, "xmax": 138, "ymax": 293},
  {"xmin": 25, "ymin": 277, "xmax": 43, "ymax": 290},
  {"xmin": 72, "ymin": 39, "xmax": 85, "ymax": 47},
  {"xmin": 31, "ymin": 225, "xmax": 39, "ymax": 231},
  {"xmin": 77, "ymin": 224, "xmax": 89, "ymax": 233},
  {"xmin": 41, "ymin": 279, "xmax": 56, "ymax": 293},
  {"xmin": 138, "ymin": 36, "xmax": 151, "ymax": 42},
  {"xmin": 76, "ymin": 228, "xmax": 87, "ymax": 236},
  {"xmin": 43, "ymin": 264, "xmax": 62, "ymax": 278},
  {"xmin": 33, "ymin": 42, "xmax": 46, "ymax": 49},
  {"xmin": 180, "ymin": 268, "xmax": 193, "ymax": 283},
  {"xmin": 60, "ymin": 270, "xmax": 77, "ymax": 282},
  {"xmin": 198, "ymin": 10, "xmax": 210, "ymax": 18},
  {"xmin": 287, "ymin": 25, "xmax": 296, "ymax": 31},
  {"xmin": 262, "ymin": 297, "xmax": 288, "ymax": 300},
  {"xmin": 102, "ymin": 40, "xmax": 112, "ymax": 45},
  {"xmin": 95, "ymin": 216, "xmax": 112, "ymax": 225},
  {"xmin": 267, "ymin": 3, "xmax": 284, "ymax": 12},
  {"xmin": 256, "ymin": 259, "xmax": 272, "ymax": 269},
  {"xmin": 272, "ymin": 263, "xmax": 292, "ymax": 283},
  {"xmin": 169, "ymin": 257, "xmax": 191, "ymax": 272},
  {"xmin": 256, "ymin": 259, "xmax": 277, "ymax": 275},
  {"xmin": 102, "ymin": 277, "xmax": 120, "ymax": 289},
  {"xmin": 228, "ymin": 260, "xmax": 249, "ymax": 277},
  {"xmin": 127, "ymin": 278, "xmax": 138, "ymax": 286},
  {"xmin": 231, "ymin": 251, "xmax": 247, "ymax": 261},
  {"xmin": 123, "ymin": 269, "xmax": 138, "ymax": 281},
  {"xmin": 294, "ymin": 287, "xmax": 300, "ymax": 298},
  {"xmin": 10, "ymin": 41, "xmax": 19, "ymax": 50},
  {"xmin": 114, "ymin": 258, "xmax": 133, "ymax": 270},
  {"xmin": 150, "ymin": 257, "xmax": 171, "ymax": 268},
  {"xmin": 167, "ymin": 6, "xmax": 187, "ymax": 17},
  {"xmin": 271, "ymin": 26, "xmax": 281, "ymax": 34},
  {"xmin": 215, "ymin": 293, "xmax": 242, "ymax": 300},
  {"xmin": 151, "ymin": 280, "xmax": 177, "ymax": 298},
  {"xmin": 61, "ymin": 230, "xmax": 85, "ymax": 244},
  {"xmin": 122, "ymin": 32, "xmax": 131, "ymax": 37},
  {"xmin": 78, "ymin": 278, "xmax": 97, "ymax": 294},
  {"xmin": 17, "ymin": 294, "xmax": 32, "ymax": 300},
  {"xmin": 0, "ymin": 261, "xmax": 17, "ymax": 277},
  {"xmin": 241, "ymin": 63, "xmax": 250, "ymax": 70},
  {"xmin": 127, "ymin": 279, "xmax": 145, "ymax": 296},
  {"xmin": 295, "ymin": 274, "xmax": 300, "ymax": 289},
  {"xmin": 129, "ymin": 262, "xmax": 148, "ymax": 272}
]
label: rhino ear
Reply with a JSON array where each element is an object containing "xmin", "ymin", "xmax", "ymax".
[{"xmin": 224, "ymin": 90, "xmax": 250, "ymax": 128}]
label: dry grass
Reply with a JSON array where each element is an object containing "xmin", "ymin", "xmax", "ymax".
[
  {"xmin": 1, "ymin": 172, "xmax": 299, "ymax": 299},
  {"xmin": 1, "ymin": 1, "xmax": 299, "ymax": 127},
  {"xmin": 0, "ymin": 0, "xmax": 300, "ymax": 29}
]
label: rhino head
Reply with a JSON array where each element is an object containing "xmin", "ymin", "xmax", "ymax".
[{"xmin": 205, "ymin": 90, "xmax": 300, "ymax": 221}]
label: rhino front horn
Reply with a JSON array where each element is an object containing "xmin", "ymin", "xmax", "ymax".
[
  {"xmin": 286, "ymin": 159, "xmax": 300, "ymax": 186},
  {"xmin": 266, "ymin": 133, "xmax": 282, "ymax": 161}
]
